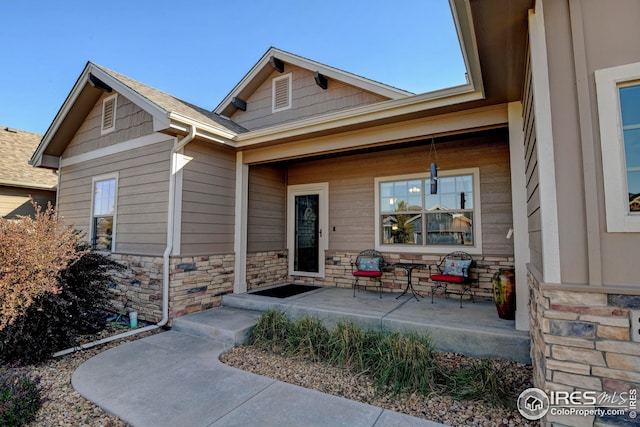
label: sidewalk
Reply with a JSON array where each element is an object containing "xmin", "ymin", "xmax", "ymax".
[{"xmin": 72, "ymin": 330, "xmax": 448, "ymax": 427}]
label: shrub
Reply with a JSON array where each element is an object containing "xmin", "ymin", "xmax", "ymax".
[
  {"xmin": 443, "ymin": 359, "xmax": 515, "ymax": 408},
  {"xmin": 367, "ymin": 330, "xmax": 441, "ymax": 394},
  {"xmin": 0, "ymin": 368, "xmax": 42, "ymax": 426},
  {"xmin": 0, "ymin": 202, "xmax": 81, "ymax": 331},
  {"xmin": 250, "ymin": 309, "xmax": 292, "ymax": 353},
  {"xmin": 0, "ymin": 245, "xmax": 121, "ymax": 365},
  {"xmin": 286, "ymin": 316, "xmax": 330, "ymax": 362},
  {"xmin": 326, "ymin": 320, "xmax": 380, "ymax": 370}
]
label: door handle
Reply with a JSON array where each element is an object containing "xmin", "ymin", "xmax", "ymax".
[{"xmin": 319, "ymin": 229, "xmax": 323, "ymax": 237}]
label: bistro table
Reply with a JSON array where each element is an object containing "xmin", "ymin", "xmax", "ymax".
[{"xmin": 391, "ymin": 262, "xmax": 427, "ymax": 301}]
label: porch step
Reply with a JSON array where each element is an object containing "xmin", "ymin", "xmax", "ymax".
[
  {"xmin": 222, "ymin": 288, "xmax": 531, "ymax": 364},
  {"xmin": 171, "ymin": 306, "xmax": 262, "ymax": 346}
]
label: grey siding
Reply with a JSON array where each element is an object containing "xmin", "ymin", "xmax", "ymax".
[
  {"xmin": 287, "ymin": 131, "xmax": 514, "ymax": 255},
  {"xmin": 58, "ymin": 139, "xmax": 173, "ymax": 255},
  {"xmin": 247, "ymin": 164, "xmax": 286, "ymax": 252},
  {"xmin": 230, "ymin": 64, "xmax": 388, "ymax": 131},
  {"xmin": 65, "ymin": 92, "xmax": 154, "ymax": 158},
  {"xmin": 180, "ymin": 141, "xmax": 236, "ymax": 255},
  {"xmin": 523, "ymin": 50, "xmax": 543, "ymax": 274}
]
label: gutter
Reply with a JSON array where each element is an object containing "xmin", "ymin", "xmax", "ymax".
[{"xmin": 53, "ymin": 125, "xmax": 196, "ymax": 358}]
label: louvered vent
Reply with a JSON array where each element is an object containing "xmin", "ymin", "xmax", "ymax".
[
  {"xmin": 272, "ymin": 74, "xmax": 291, "ymax": 112},
  {"xmin": 101, "ymin": 94, "xmax": 117, "ymax": 134}
]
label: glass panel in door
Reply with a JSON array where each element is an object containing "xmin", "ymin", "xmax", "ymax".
[{"xmin": 294, "ymin": 194, "xmax": 319, "ymax": 273}]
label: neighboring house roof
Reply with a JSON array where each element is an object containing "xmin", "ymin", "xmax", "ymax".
[
  {"xmin": 214, "ymin": 47, "xmax": 415, "ymax": 117},
  {"xmin": 0, "ymin": 127, "xmax": 57, "ymax": 190}
]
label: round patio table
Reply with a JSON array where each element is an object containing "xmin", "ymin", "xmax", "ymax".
[{"xmin": 391, "ymin": 262, "xmax": 427, "ymax": 301}]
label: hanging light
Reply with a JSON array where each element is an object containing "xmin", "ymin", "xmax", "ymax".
[{"xmin": 428, "ymin": 137, "xmax": 438, "ymax": 194}]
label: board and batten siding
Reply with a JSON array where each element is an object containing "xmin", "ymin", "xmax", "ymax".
[
  {"xmin": 230, "ymin": 64, "xmax": 388, "ymax": 131},
  {"xmin": 180, "ymin": 141, "xmax": 236, "ymax": 255},
  {"xmin": 287, "ymin": 131, "xmax": 514, "ymax": 255},
  {"xmin": 247, "ymin": 164, "xmax": 286, "ymax": 252},
  {"xmin": 522, "ymin": 50, "xmax": 543, "ymax": 275},
  {"xmin": 64, "ymin": 92, "xmax": 154, "ymax": 158},
  {"xmin": 57, "ymin": 139, "xmax": 173, "ymax": 255}
]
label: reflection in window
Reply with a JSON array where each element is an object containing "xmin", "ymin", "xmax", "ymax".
[
  {"xmin": 620, "ymin": 84, "xmax": 640, "ymax": 212},
  {"xmin": 92, "ymin": 178, "xmax": 116, "ymax": 251},
  {"xmin": 379, "ymin": 174, "xmax": 474, "ymax": 247}
]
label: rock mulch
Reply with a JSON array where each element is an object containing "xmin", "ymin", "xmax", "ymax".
[{"xmin": 221, "ymin": 346, "xmax": 535, "ymax": 427}]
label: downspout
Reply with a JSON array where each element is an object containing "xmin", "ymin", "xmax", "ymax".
[{"xmin": 53, "ymin": 126, "xmax": 196, "ymax": 358}]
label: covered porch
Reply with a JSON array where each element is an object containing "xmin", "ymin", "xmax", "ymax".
[{"xmin": 221, "ymin": 284, "xmax": 530, "ymax": 364}]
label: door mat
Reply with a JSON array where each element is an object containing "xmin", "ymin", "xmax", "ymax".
[{"xmin": 250, "ymin": 284, "xmax": 320, "ymax": 298}]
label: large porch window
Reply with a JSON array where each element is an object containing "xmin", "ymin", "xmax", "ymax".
[{"xmin": 375, "ymin": 168, "xmax": 482, "ymax": 254}]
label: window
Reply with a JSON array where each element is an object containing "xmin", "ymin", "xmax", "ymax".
[
  {"xmin": 91, "ymin": 174, "xmax": 118, "ymax": 251},
  {"xmin": 375, "ymin": 168, "xmax": 482, "ymax": 254},
  {"xmin": 272, "ymin": 73, "xmax": 291, "ymax": 112},
  {"xmin": 595, "ymin": 62, "xmax": 640, "ymax": 232},
  {"xmin": 101, "ymin": 94, "xmax": 117, "ymax": 134}
]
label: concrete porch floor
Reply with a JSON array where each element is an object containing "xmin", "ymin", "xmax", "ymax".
[{"xmin": 222, "ymin": 285, "xmax": 531, "ymax": 364}]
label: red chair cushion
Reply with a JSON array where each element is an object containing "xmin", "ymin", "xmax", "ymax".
[
  {"xmin": 431, "ymin": 274, "xmax": 464, "ymax": 283},
  {"xmin": 353, "ymin": 270, "xmax": 382, "ymax": 277}
]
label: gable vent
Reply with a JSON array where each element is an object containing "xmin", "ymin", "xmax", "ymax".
[
  {"xmin": 101, "ymin": 94, "xmax": 117, "ymax": 134},
  {"xmin": 272, "ymin": 73, "xmax": 291, "ymax": 112}
]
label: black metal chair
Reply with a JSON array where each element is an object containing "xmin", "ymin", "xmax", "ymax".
[
  {"xmin": 351, "ymin": 249, "xmax": 385, "ymax": 298},
  {"xmin": 429, "ymin": 251, "xmax": 476, "ymax": 307}
]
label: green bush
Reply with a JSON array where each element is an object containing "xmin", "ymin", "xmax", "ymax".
[
  {"xmin": 249, "ymin": 309, "xmax": 292, "ymax": 353},
  {"xmin": 0, "ymin": 245, "xmax": 122, "ymax": 365},
  {"xmin": 367, "ymin": 330, "xmax": 441, "ymax": 394},
  {"xmin": 287, "ymin": 316, "xmax": 330, "ymax": 362},
  {"xmin": 326, "ymin": 320, "xmax": 380, "ymax": 370},
  {"xmin": 0, "ymin": 368, "xmax": 42, "ymax": 426},
  {"xmin": 443, "ymin": 359, "xmax": 515, "ymax": 408}
]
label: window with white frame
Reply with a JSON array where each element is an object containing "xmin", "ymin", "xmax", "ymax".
[
  {"xmin": 376, "ymin": 168, "xmax": 481, "ymax": 253},
  {"xmin": 595, "ymin": 62, "xmax": 640, "ymax": 232},
  {"xmin": 101, "ymin": 94, "xmax": 117, "ymax": 134},
  {"xmin": 272, "ymin": 73, "xmax": 292, "ymax": 112},
  {"xmin": 91, "ymin": 174, "xmax": 118, "ymax": 251}
]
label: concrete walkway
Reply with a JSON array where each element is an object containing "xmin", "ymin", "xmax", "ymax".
[{"xmin": 72, "ymin": 326, "xmax": 448, "ymax": 427}]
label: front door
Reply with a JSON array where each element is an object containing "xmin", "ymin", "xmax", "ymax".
[{"xmin": 288, "ymin": 183, "xmax": 328, "ymax": 278}]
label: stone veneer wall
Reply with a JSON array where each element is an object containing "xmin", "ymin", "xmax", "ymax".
[
  {"xmin": 290, "ymin": 250, "xmax": 513, "ymax": 301},
  {"xmin": 246, "ymin": 250, "xmax": 289, "ymax": 290},
  {"xmin": 108, "ymin": 253, "xmax": 234, "ymax": 323},
  {"xmin": 529, "ymin": 271, "xmax": 640, "ymax": 427}
]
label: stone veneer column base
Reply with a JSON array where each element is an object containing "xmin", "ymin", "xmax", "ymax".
[{"xmin": 528, "ymin": 269, "xmax": 640, "ymax": 427}]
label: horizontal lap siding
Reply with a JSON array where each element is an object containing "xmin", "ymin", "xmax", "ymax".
[
  {"xmin": 287, "ymin": 131, "xmax": 513, "ymax": 255},
  {"xmin": 0, "ymin": 187, "xmax": 56, "ymax": 219},
  {"xmin": 523, "ymin": 51, "xmax": 543, "ymax": 273},
  {"xmin": 58, "ymin": 139, "xmax": 173, "ymax": 255},
  {"xmin": 181, "ymin": 142, "xmax": 236, "ymax": 255},
  {"xmin": 247, "ymin": 164, "xmax": 286, "ymax": 252},
  {"xmin": 65, "ymin": 93, "xmax": 154, "ymax": 157}
]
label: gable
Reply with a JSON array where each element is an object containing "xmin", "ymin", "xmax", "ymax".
[
  {"xmin": 63, "ymin": 92, "xmax": 154, "ymax": 159},
  {"xmin": 229, "ymin": 63, "xmax": 390, "ymax": 131}
]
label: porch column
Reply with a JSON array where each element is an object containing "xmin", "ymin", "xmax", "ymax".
[
  {"xmin": 234, "ymin": 152, "xmax": 248, "ymax": 293},
  {"xmin": 508, "ymin": 102, "xmax": 531, "ymax": 332}
]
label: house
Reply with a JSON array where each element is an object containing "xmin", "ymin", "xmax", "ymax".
[
  {"xmin": 30, "ymin": 0, "xmax": 640, "ymax": 425},
  {"xmin": 0, "ymin": 127, "xmax": 57, "ymax": 218}
]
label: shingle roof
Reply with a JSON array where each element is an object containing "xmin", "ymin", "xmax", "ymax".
[
  {"xmin": 93, "ymin": 64, "xmax": 247, "ymax": 134},
  {"xmin": 0, "ymin": 127, "xmax": 57, "ymax": 189}
]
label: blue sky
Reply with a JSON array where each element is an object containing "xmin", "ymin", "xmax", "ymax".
[{"xmin": 1, "ymin": 1, "xmax": 466, "ymax": 135}]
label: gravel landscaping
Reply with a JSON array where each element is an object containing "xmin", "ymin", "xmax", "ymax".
[
  {"xmin": 221, "ymin": 346, "xmax": 535, "ymax": 427},
  {"xmin": 4, "ymin": 326, "xmax": 533, "ymax": 427}
]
